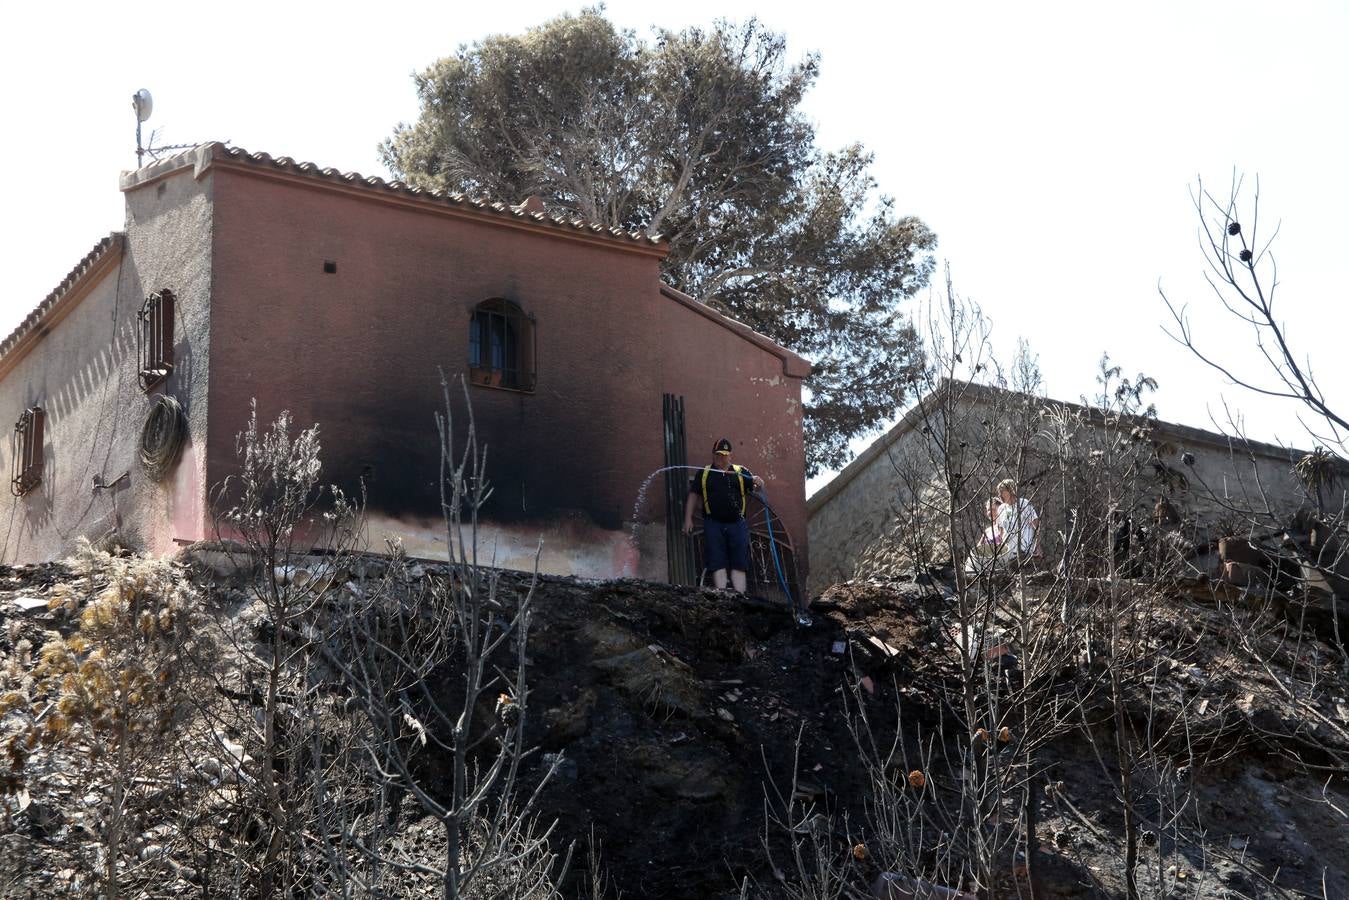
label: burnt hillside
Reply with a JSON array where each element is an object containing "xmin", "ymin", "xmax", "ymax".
[{"xmin": 1, "ymin": 552, "xmax": 1347, "ymax": 898}]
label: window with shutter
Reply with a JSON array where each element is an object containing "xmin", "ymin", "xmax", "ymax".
[
  {"xmin": 11, "ymin": 407, "xmax": 44, "ymax": 496},
  {"xmin": 137, "ymin": 289, "xmax": 175, "ymax": 392}
]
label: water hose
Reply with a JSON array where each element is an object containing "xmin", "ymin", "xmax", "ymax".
[
  {"xmin": 633, "ymin": 465, "xmax": 809, "ymax": 623},
  {"xmin": 140, "ymin": 395, "xmax": 187, "ymax": 481},
  {"xmin": 755, "ymin": 489, "xmax": 810, "ymax": 626}
]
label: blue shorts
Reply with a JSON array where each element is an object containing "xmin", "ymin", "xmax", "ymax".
[{"xmin": 704, "ymin": 518, "xmax": 750, "ymax": 574}]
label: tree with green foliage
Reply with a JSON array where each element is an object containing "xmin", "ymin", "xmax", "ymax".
[{"xmin": 382, "ymin": 9, "xmax": 936, "ymax": 475}]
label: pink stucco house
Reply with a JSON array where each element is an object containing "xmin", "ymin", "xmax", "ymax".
[{"xmin": 0, "ymin": 143, "xmax": 810, "ymax": 592}]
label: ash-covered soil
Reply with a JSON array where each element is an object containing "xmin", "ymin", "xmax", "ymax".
[
  {"xmin": 513, "ymin": 576, "xmax": 945, "ymax": 897},
  {"xmin": 2, "ymin": 554, "xmax": 1347, "ymax": 898}
]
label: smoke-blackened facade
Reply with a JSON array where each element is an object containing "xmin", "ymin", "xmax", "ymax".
[{"xmin": 0, "ymin": 143, "xmax": 810, "ymax": 584}]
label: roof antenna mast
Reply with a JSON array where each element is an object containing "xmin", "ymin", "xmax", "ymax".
[
  {"xmin": 130, "ymin": 89, "xmax": 198, "ymax": 169},
  {"xmin": 132, "ymin": 89, "xmax": 154, "ymax": 168}
]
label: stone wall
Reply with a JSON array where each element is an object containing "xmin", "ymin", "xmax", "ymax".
[{"xmin": 807, "ymin": 383, "xmax": 1316, "ymax": 594}]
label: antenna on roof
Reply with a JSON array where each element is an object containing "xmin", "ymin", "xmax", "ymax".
[
  {"xmin": 130, "ymin": 89, "xmax": 197, "ymax": 169},
  {"xmin": 133, "ymin": 89, "xmax": 153, "ymax": 168}
]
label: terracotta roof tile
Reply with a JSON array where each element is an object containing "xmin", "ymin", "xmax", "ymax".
[
  {"xmin": 125, "ymin": 143, "xmax": 664, "ymax": 251},
  {"xmin": 0, "ymin": 232, "xmax": 123, "ymax": 365},
  {"xmin": 208, "ymin": 144, "xmax": 668, "ymax": 250}
]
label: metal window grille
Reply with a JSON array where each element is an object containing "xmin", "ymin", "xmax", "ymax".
[
  {"xmin": 137, "ymin": 289, "xmax": 175, "ymax": 392},
  {"xmin": 469, "ymin": 300, "xmax": 535, "ymax": 391},
  {"xmin": 11, "ymin": 407, "xmax": 44, "ymax": 496}
]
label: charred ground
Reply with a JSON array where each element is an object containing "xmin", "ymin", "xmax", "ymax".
[{"xmin": 1, "ymin": 552, "xmax": 1347, "ymax": 899}]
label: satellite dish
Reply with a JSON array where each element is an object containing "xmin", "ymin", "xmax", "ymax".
[
  {"xmin": 130, "ymin": 88, "xmax": 197, "ymax": 168},
  {"xmin": 132, "ymin": 89, "xmax": 153, "ymax": 123}
]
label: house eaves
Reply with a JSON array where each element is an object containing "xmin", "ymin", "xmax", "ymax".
[
  {"xmin": 120, "ymin": 143, "xmax": 669, "ymax": 259},
  {"xmin": 659, "ymin": 284, "xmax": 811, "ymax": 379},
  {"xmin": 952, "ymin": 381, "xmax": 1312, "ymax": 462},
  {"xmin": 0, "ymin": 233, "xmax": 124, "ymax": 380},
  {"xmin": 805, "ymin": 385, "xmax": 940, "ymax": 514},
  {"xmin": 807, "ymin": 380, "xmax": 1319, "ymax": 516}
]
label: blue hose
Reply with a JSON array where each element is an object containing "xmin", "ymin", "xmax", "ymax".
[{"xmin": 755, "ymin": 490, "xmax": 805, "ymax": 623}]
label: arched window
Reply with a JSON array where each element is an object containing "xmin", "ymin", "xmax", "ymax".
[{"xmin": 469, "ymin": 299, "xmax": 535, "ymax": 391}]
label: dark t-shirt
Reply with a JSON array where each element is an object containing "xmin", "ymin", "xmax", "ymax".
[{"xmin": 690, "ymin": 465, "xmax": 754, "ymax": 523}]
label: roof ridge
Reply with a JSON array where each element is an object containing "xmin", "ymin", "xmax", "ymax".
[
  {"xmin": 951, "ymin": 380, "xmax": 1313, "ymax": 461},
  {"xmin": 807, "ymin": 379, "xmax": 1318, "ymax": 512},
  {"xmin": 129, "ymin": 143, "xmax": 665, "ymax": 252},
  {"xmin": 0, "ymin": 232, "xmax": 124, "ymax": 364}
]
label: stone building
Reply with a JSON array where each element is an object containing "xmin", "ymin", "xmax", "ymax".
[
  {"xmin": 0, "ymin": 143, "xmax": 810, "ymax": 589},
  {"xmin": 807, "ymin": 381, "xmax": 1320, "ymax": 593}
]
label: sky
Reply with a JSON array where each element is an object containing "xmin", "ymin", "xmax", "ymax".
[{"xmin": 2, "ymin": 1, "xmax": 1346, "ymax": 495}]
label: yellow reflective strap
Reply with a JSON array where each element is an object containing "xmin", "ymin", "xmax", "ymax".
[{"xmin": 700, "ymin": 466, "xmax": 712, "ymax": 514}]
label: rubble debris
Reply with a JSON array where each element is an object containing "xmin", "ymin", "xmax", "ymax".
[
  {"xmin": 173, "ymin": 540, "xmax": 256, "ymax": 582},
  {"xmin": 864, "ymin": 634, "xmax": 901, "ymax": 659}
]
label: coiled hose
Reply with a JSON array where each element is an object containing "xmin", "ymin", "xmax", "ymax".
[{"xmin": 140, "ymin": 395, "xmax": 186, "ymax": 481}]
